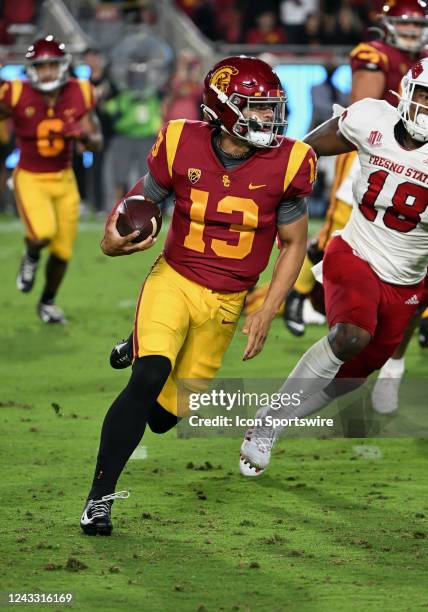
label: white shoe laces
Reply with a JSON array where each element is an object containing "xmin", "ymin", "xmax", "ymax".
[
  {"xmin": 101, "ymin": 490, "xmax": 130, "ymax": 502},
  {"xmin": 41, "ymin": 303, "xmax": 63, "ymax": 315},
  {"xmin": 39, "ymin": 303, "xmax": 65, "ymax": 322},
  {"xmin": 21, "ymin": 257, "xmax": 37, "ymax": 281},
  {"xmin": 249, "ymin": 425, "xmax": 277, "ymax": 454},
  {"xmin": 89, "ymin": 491, "xmax": 130, "ymax": 520}
]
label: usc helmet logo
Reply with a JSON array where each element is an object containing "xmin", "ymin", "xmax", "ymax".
[{"xmin": 210, "ymin": 65, "xmax": 239, "ymax": 94}]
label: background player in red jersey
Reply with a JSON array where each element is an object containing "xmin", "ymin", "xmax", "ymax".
[
  {"xmin": 80, "ymin": 55, "xmax": 317, "ymax": 535},
  {"xmin": 0, "ymin": 36, "xmax": 102, "ymax": 323},
  {"xmin": 283, "ymin": 0, "xmax": 428, "ymax": 338}
]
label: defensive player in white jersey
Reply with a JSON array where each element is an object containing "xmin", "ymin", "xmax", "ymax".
[{"xmin": 240, "ymin": 58, "xmax": 428, "ymax": 475}]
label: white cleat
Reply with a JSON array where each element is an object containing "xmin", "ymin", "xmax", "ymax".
[
  {"xmin": 16, "ymin": 254, "xmax": 39, "ymax": 293},
  {"xmin": 239, "ymin": 423, "xmax": 278, "ymax": 477},
  {"xmin": 371, "ymin": 358, "xmax": 405, "ymax": 414},
  {"xmin": 239, "ymin": 452, "xmax": 266, "ymax": 477},
  {"xmin": 37, "ymin": 301, "xmax": 67, "ymax": 324}
]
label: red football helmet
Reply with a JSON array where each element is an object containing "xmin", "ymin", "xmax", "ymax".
[
  {"xmin": 379, "ymin": 0, "xmax": 428, "ymax": 52},
  {"xmin": 202, "ymin": 55, "xmax": 287, "ymax": 148},
  {"xmin": 26, "ymin": 36, "xmax": 71, "ymax": 92}
]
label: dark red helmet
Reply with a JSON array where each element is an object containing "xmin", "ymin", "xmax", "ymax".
[
  {"xmin": 379, "ymin": 0, "xmax": 428, "ymax": 52},
  {"xmin": 202, "ymin": 55, "xmax": 287, "ymax": 148},
  {"xmin": 26, "ymin": 36, "xmax": 71, "ymax": 92}
]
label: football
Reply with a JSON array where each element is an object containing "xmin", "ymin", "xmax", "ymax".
[{"xmin": 116, "ymin": 195, "xmax": 162, "ymax": 243}]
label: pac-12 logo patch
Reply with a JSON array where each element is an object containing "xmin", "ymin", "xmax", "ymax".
[
  {"xmin": 367, "ymin": 130, "xmax": 383, "ymax": 146},
  {"xmin": 210, "ymin": 65, "xmax": 239, "ymax": 94},
  {"xmin": 188, "ymin": 168, "xmax": 201, "ymax": 184}
]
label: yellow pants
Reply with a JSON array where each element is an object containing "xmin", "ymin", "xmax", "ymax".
[
  {"xmin": 133, "ymin": 256, "xmax": 246, "ymax": 416},
  {"xmin": 13, "ymin": 167, "xmax": 80, "ymax": 261}
]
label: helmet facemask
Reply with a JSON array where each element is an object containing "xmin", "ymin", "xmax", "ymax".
[
  {"xmin": 382, "ymin": 17, "xmax": 428, "ymax": 52},
  {"xmin": 203, "ymin": 83, "xmax": 287, "ymax": 148},
  {"xmin": 27, "ymin": 56, "xmax": 70, "ymax": 92},
  {"xmin": 398, "ymin": 80, "xmax": 428, "ymax": 142}
]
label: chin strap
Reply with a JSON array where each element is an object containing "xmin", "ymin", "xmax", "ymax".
[{"xmin": 210, "ymin": 83, "xmax": 229, "ymax": 103}]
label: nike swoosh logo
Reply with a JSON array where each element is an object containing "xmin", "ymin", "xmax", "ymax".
[
  {"xmin": 249, "ymin": 183, "xmax": 266, "ymax": 190},
  {"xmin": 80, "ymin": 512, "xmax": 91, "ymax": 525},
  {"xmin": 222, "ymin": 319, "xmax": 235, "ymax": 325}
]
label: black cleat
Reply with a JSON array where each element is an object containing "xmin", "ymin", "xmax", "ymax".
[
  {"xmin": 419, "ymin": 317, "xmax": 428, "ymax": 348},
  {"xmin": 283, "ymin": 289, "xmax": 306, "ymax": 337},
  {"xmin": 17, "ymin": 254, "xmax": 39, "ymax": 293},
  {"xmin": 110, "ymin": 333, "xmax": 133, "ymax": 369},
  {"xmin": 80, "ymin": 491, "xmax": 130, "ymax": 536}
]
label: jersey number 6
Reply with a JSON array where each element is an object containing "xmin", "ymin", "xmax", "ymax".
[{"xmin": 36, "ymin": 118, "xmax": 65, "ymax": 157}]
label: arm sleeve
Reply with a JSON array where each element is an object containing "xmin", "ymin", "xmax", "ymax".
[
  {"xmin": 276, "ymin": 197, "xmax": 307, "ymax": 225},
  {"xmin": 106, "ymin": 170, "xmax": 171, "ymax": 226},
  {"xmin": 120, "ymin": 171, "xmax": 171, "ymax": 204},
  {"xmin": 143, "ymin": 171, "xmax": 171, "ymax": 202}
]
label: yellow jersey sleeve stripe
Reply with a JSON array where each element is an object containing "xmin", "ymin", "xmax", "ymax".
[
  {"xmin": 283, "ymin": 140, "xmax": 311, "ymax": 194},
  {"xmin": 350, "ymin": 43, "xmax": 389, "ymax": 68},
  {"xmin": 78, "ymin": 80, "xmax": 93, "ymax": 110},
  {"xmin": 11, "ymin": 80, "xmax": 23, "ymax": 107},
  {"xmin": 166, "ymin": 119, "xmax": 186, "ymax": 178},
  {"xmin": 308, "ymin": 156, "xmax": 316, "ymax": 184}
]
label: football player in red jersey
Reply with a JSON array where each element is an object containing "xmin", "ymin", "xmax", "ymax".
[
  {"xmin": 0, "ymin": 36, "xmax": 102, "ymax": 323},
  {"xmin": 80, "ymin": 55, "xmax": 317, "ymax": 535},
  {"xmin": 351, "ymin": 0, "xmax": 428, "ymax": 102},
  {"xmin": 282, "ymin": 0, "xmax": 428, "ymax": 337}
]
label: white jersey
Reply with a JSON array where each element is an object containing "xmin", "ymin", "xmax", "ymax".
[{"xmin": 338, "ymin": 98, "xmax": 428, "ymax": 285}]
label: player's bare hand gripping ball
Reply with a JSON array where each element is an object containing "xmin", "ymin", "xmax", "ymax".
[{"xmin": 100, "ymin": 210, "xmax": 156, "ymax": 256}]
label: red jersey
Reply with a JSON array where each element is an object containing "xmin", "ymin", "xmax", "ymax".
[
  {"xmin": 245, "ymin": 27, "xmax": 287, "ymax": 45},
  {"xmin": 350, "ymin": 40, "xmax": 428, "ymax": 106},
  {"xmin": 0, "ymin": 78, "xmax": 95, "ymax": 172},
  {"xmin": 148, "ymin": 120, "xmax": 316, "ymax": 292}
]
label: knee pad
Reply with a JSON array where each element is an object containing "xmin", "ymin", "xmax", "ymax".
[{"xmin": 128, "ymin": 355, "xmax": 172, "ymax": 398}]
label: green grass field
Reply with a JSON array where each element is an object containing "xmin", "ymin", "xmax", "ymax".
[{"xmin": 1, "ymin": 216, "xmax": 427, "ymax": 612}]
